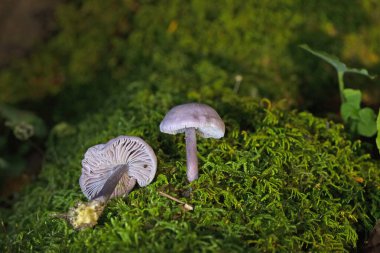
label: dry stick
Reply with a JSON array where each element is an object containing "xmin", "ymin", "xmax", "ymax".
[{"xmin": 158, "ymin": 191, "xmax": 194, "ymax": 211}]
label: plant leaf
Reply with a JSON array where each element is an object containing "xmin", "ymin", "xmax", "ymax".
[
  {"xmin": 299, "ymin": 44, "xmax": 376, "ymax": 79},
  {"xmin": 340, "ymin": 103, "xmax": 360, "ymax": 122},
  {"xmin": 342, "ymin": 89, "xmax": 361, "ymax": 108},
  {"xmin": 357, "ymin": 108, "xmax": 377, "ymax": 137}
]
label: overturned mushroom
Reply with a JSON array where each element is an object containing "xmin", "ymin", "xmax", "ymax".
[
  {"xmin": 56, "ymin": 136, "xmax": 157, "ymax": 230},
  {"xmin": 80, "ymin": 136, "xmax": 156, "ymax": 200},
  {"xmin": 160, "ymin": 103, "xmax": 225, "ymax": 182}
]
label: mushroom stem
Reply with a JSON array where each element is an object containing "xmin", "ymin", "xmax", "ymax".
[
  {"xmin": 185, "ymin": 128, "xmax": 198, "ymax": 182},
  {"xmin": 92, "ymin": 164, "xmax": 130, "ymax": 201}
]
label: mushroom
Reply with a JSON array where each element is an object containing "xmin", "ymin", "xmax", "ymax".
[
  {"xmin": 160, "ymin": 103, "xmax": 225, "ymax": 182},
  {"xmin": 80, "ymin": 136, "xmax": 157, "ymax": 200},
  {"xmin": 55, "ymin": 136, "xmax": 157, "ymax": 230}
]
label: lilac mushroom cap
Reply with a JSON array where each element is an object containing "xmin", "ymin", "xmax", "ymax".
[
  {"xmin": 159, "ymin": 103, "xmax": 225, "ymax": 139},
  {"xmin": 79, "ymin": 136, "xmax": 157, "ymax": 200},
  {"xmin": 160, "ymin": 103, "xmax": 225, "ymax": 182}
]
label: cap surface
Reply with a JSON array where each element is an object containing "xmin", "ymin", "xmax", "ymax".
[
  {"xmin": 79, "ymin": 136, "xmax": 157, "ymax": 200},
  {"xmin": 160, "ymin": 103, "xmax": 225, "ymax": 138}
]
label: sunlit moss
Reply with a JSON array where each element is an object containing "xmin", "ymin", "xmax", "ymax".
[{"xmin": 1, "ymin": 84, "xmax": 379, "ymax": 252}]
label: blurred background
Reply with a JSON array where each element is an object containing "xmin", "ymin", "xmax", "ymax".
[{"xmin": 1, "ymin": 0, "xmax": 379, "ymax": 198}]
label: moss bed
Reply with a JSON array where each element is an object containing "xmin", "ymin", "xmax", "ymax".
[
  {"xmin": 1, "ymin": 1, "xmax": 380, "ymax": 252},
  {"xmin": 1, "ymin": 84, "xmax": 380, "ymax": 252}
]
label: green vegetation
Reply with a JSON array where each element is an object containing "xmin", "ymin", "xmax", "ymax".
[
  {"xmin": 1, "ymin": 0, "xmax": 380, "ymax": 105},
  {"xmin": 1, "ymin": 83, "xmax": 380, "ymax": 252},
  {"xmin": 300, "ymin": 45, "xmax": 380, "ymax": 153},
  {"xmin": 378, "ymin": 112, "xmax": 380, "ymax": 154},
  {"xmin": 2, "ymin": 0, "xmax": 380, "ymax": 176},
  {"xmin": 1, "ymin": 0, "xmax": 380, "ymax": 252},
  {"xmin": 0, "ymin": 104, "xmax": 46, "ymax": 184}
]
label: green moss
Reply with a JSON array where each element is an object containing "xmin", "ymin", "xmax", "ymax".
[
  {"xmin": 1, "ymin": 0, "xmax": 380, "ymax": 105},
  {"xmin": 1, "ymin": 1, "xmax": 380, "ymax": 252},
  {"xmin": 1, "ymin": 83, "xmax": 379, "ymax": 252}
]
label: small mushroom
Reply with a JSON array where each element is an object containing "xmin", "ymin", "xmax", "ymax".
[
  {"xmin": 80, "ymin": 136, "xmax": 157, "ymax": 200},
  {"xmin": 56, "ymin": 136, "xmax": 157, "ymax": 230},
  {"xmin": 160, "ymin": 103, "xmax": 225, "ymax": 182}
]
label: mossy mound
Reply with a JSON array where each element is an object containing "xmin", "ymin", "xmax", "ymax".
[
  {"xmin": 1, "ymin": 1, "xmax": 380, "ymax": 251},
  {"xmin": 1, "ymin": 84, "xmax": 379, "ymax": 252}
]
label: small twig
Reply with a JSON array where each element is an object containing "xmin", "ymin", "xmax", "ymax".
[
  {"xmin": 158, "ymin": 191, "xmax": 185, "ymax": 204},
  {"xmin": 158, "ymin": 191, "xmax": 194, "ymax": 211},
  {"xmin": 182, "ymin": 203, "xmax": 194, "ymax": 211}
]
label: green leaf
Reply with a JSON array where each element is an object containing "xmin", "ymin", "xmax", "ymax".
[
  {"xmin": 377, "ymin": 110, "xmax": 380, "ymax": 154},
  {"xmin": 342, "ymin": 89, "xmax": 361, "ymax": 108},
  {"xmin": 299, "ymin": 44, "xmax": 376, "ymax": 79},
  {"xmin": 349, "ymin": 121, "xmax": 359, "ymax": 134},
  {"xmin": 340, "ymin": 103, "xmax": 359, "ymax": 122},
  {"xmin": 357, "ymin": 108, "xmax": 377, "ymax": 137}
]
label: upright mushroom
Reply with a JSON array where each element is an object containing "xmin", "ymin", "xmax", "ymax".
[
  {"xmin": 58, "ymin": 136, "xmax": 157, "ymax": 230},
  {"xmin": 160, "ymin": 103, "xmax": 225, "ymax": 182}
]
